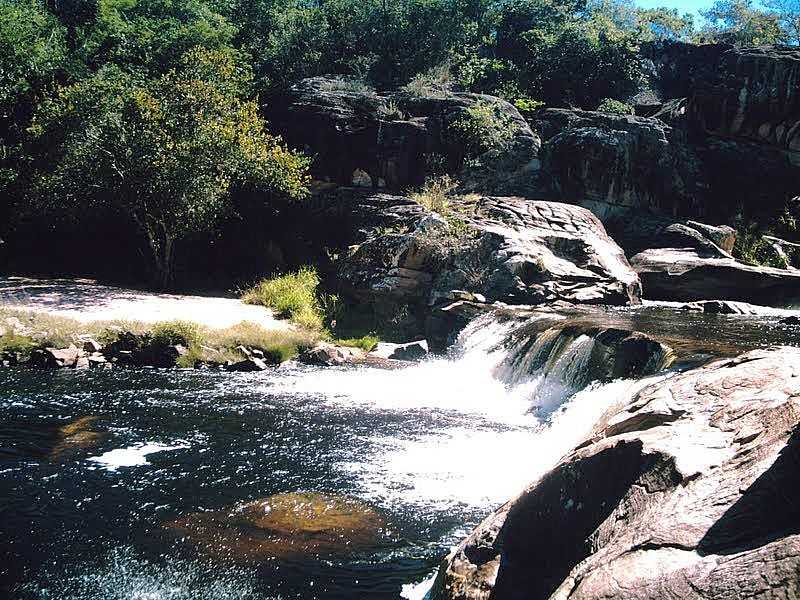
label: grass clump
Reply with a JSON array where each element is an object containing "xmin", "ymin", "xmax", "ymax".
[
  {"xmin": 403, "ymin": 63, "xmax": 453, "ymax": 98},
  {"xmin": 151, "ymin": 320, "xmax": 202, "ymax": 348},
  {"xmin": 241, "ymin": 267, "xmax": 326, "ymax": 331},
  {"xmin": 0, "ymin": 332, "xmax": 39, "ymax": 359},
  {"xmin": 448, "ymin": 100, "xmax": 519, "ymax": 162},
  {"xmin": 335, "ymin": 334, "xmax": 380, "ymax": 352},
  {"xmin": 410, "ymin": 174, "xmax": 458, "ymax": 214}
]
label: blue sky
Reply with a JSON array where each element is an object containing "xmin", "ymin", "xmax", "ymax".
[{"xmin": 633, "ymin": 0, "xmax": 714, "ymax": 19}]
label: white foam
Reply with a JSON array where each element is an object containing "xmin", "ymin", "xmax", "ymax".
[{"xmin": 87, "ymin": 442, "xmax": 189, "ymax": 471}]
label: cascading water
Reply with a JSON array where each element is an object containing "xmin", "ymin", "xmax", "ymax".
[{"xmin": 0, "ymin": 308, "xmax": 729, "ymax": 600}]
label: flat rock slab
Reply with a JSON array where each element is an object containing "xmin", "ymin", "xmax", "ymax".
[{"xmin": 631, "ymin": 248, "xmax": 800, "ymax": 305}]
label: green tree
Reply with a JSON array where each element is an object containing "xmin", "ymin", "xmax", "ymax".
[
  {"xmin": 31, "ymin": 48, "xmax": 310, "ymax": 288},
  {"xmin": 699, "ymin": 0, "xmax": 786, "ymax": 45},
  {"xmin": 764, "ymin": 0, "xmax": 800, "ymax": 44},
  {"xmin": 636, "ymin": 7, "xmax": 695, "ymax": 41},
  {"xmin": 0, "ymin": 0, "xmax": 71, "ymax": 239}
]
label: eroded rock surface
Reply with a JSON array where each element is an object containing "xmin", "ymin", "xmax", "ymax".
[
  {"xmin": 330, "ymin": 192, "xmax": 641, "ymax": 314},
  {"xmin": 432, "ymin": 346, "xmax": 800, "ymax": 600},
  {"xmin": 631, "ymin": 247, "xmax": 800, "ymax": 305}
]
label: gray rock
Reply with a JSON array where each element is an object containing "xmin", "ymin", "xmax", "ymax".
[
  {"xmin": 432, "ymin": 347, "xmax": 800, "ymax": 600},
  {"xmin": 631, "ymin": 247, "xmax": 800, "ymax": 305},
  {"xmin": 299, "ymin": 342, "xmax": 362, "ymax": 367},
  {"xmin": 81, "ymin": 338, "xmax": 103, "ymax": 353},
  {"xmin": 225, "ymin": 357, "xmax": 269, "ymax": 372},
  {"xmin": 371, "ymin": 340, "xmax": 429, "ymax": 361},
  {"xmin": 30, "ymin": 345, "xmax": 81, "ymax": 369},
  {"xmin": 336, "ymin": 194, "xmax": 642, "ymax": 314},
  {"xmin": 679, "ymin": 300, "xmax": 786, "ymax": 316},
  {"xmin": 264, "ymin": 76, "xmax": 540, "ymax": 194}
]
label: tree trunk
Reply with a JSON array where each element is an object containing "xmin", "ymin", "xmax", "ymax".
[{"xmin": 148, "ymin": 230, "xmax": 175, "ymax": 291}]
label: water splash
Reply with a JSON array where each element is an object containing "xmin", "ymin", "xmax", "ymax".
[{"xmin": 16, "ymin": 546, "xmax": 272, "ymax": 600}]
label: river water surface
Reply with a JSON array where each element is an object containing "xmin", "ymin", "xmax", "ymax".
[{"xmin": 2, "ymin": 307, "xmax": 799, "ymax": 599}]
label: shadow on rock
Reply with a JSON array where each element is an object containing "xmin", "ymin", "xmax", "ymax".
[{"xmin": 698, "ymin": 425, "xmax": 800, "ymax": 556}]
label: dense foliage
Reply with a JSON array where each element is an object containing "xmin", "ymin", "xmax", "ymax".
[{"xmin": 1, "ymin": 0, "xmax": 797, "ymax": 288}]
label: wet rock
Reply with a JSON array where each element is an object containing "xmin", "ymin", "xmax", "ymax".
[
  {"xmin": 679, "ymin": 300, "xmax": 787, "ymax": 316},
  {"xmin": 87, "ymin": 353, "xmax": 110, "ymax": 369},
  {"xmin": 781, "ymin": 316, "xmax": 800, "ymax": 326},
  {"xmin": 630, "ymin": 247, "xmax": 800, "ymax": 305},
  {"xmin": 225, "ymin": 357, "xmax": 268, "ymax": 372},
  {"xmin": 371, "ymin": 340, "xmax": 429, "ymax": 361},
  {"xmin": 299, "ymin": 342, "xmax": 364, "ymax": 367},
  {"xmin": 29, "ymin": 345, "xmax": 81, "ymax": 369},
  {"xmin": 165, "ymin": 492, "xmax": 386, "ymax": 561},
  {"xmin": 432, "ymin": 346, "xmax": 800, "ymax": 600},
  {"xmin": 80, "ymin": 337, "xmax": 103, "ymax": 353}
]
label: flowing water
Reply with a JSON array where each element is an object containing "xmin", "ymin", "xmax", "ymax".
[{"xmin": 2, "ymin": 306, "xmax": 799, "ymax": 600}]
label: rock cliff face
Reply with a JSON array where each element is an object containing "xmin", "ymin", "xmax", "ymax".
[
  {"xmin": 534, "ymin": 109, "xmax": 705, "ymax": 220},
  {"xmin": 432, "ymin": 346, "xmax": 800, "ymax": 600},
  {"xmin": 535, "ymin": 44, "xmax": 800, "ymax": 226},
  {"xmin": 264, "ymin": 76, "xmax": 540, "ymax": 193}
]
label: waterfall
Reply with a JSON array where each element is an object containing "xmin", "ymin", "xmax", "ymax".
[{"xmin": 451, "ymin": 310, "xmax": 674, "ymax": 414}]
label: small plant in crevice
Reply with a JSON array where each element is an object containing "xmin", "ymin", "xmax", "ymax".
[
  {"xmin": 596, "ymin": 98, "xmax": 635, "ymax": 115},
  {"xmin": 377, "ymin": 100, "xmax": 405, "ymax": 121}
]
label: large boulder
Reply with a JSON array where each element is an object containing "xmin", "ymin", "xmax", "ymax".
[
  {"xmin": 264, "ymin": 76, "xmax": 540, "ymax": 194},
  {"xmin": 432, "ymin": 346, "xmax": 800, "ymax": 600},
  {"xmin": 631, "ymin": 247, "xmax": 800, "ymax": 305},
  {"xmin": 331, "ymin": 192, "xmax": 642, "ymax": 316}
]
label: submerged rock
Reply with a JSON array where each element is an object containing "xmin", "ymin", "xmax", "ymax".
[
  {"xmin": 432, "ymin": 346, "xmax": 800, "ymax": 600},
  {"xmin": 165, "ymin": 492, "xmax": 386, "ymax": 562},
  {"xmin": 48, "ymin": 416, "xmax": 105, "ymax": 461}
]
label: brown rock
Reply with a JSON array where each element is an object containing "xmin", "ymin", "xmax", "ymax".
[{"xmin": 432, "ymin": 347, "xmax": 800, "ymax": 600}]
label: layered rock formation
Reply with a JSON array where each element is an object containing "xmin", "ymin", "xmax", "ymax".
[
  {"xmin": 306, "ymin": 189, "xmax": 641, "ymax": 341},
  {"xmin": 432, "ymin": 346, "xmax": 800, "ymax": 600},
  {"xmin": 265, "ymin": 76, "xmax": 540, "ymax": 193},
  {"xmin": 631, "ymin": 247, "xmax": 800, "ymax": 305}
]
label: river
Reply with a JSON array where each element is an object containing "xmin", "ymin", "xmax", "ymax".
[{"xmin": 2, "ymin": 306, "xmax": 799, "ymax": 599}]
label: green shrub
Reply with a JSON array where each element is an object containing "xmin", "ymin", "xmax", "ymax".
[
  {"xmin": 448, "ymin": 101, "xmax": 518, "ymax": 161},
  {"xmin": 0, "ymin": 333, "xmax": 39, "ymax": 359},
  {"xmin": 596, "ymin": 98, "xmax": 635, "ymax": 116},
  {"xmin": 734, "ymin": 224, "xmax": 786, "ymax": 268},
  {"xmin": 241, "ymin": 267, "xmax": 325, "ymax": 330},
  {"xmin": 513, "ymin": 97, "xmax": 545, "ymax": 116},
  {"xmin": 151, "ymin": 320, "xmax": 202, "ymax": 347}
]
